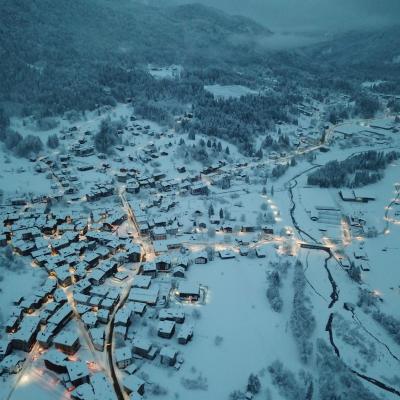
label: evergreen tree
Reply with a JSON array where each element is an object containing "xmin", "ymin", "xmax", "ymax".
[
  {"xmin": 188, "ymin": 131, "xmax": 196, "ymax": 140},
  {"xmin": 47, "ymin": 134, "xmax": 59, "ymax": 149}
]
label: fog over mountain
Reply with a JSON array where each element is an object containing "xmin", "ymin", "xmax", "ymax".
[{"xmin": 165, "ymin": 0, "xmax": 400, "ymax": 31}]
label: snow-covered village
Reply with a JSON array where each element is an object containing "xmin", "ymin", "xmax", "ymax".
[{"xmin": 1, "ymin": 1, "xmax": 400, "ymax": 400}]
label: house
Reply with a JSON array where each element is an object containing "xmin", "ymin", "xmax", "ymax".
[
  {"xmin": 140, "ymin": 262, "xmax": 156, "ymax": 278},
  {"xmin": 194, "ymin": 252, "xmax": 208, "ymax": 264},
  {"xmin": 0, "ymin": 354, "xmax": 26, "ymax": 375},
  {"xmin": 152, "ymin": 227, "xmax": 167, "ymax": 241},
  {"xmin": 37, "ymin": 324, "xmax": 57, "ymax": 349},
  {"xmin": 43, "ymin": 349, "xmax": 68, "ymax": 373},
  {"xmin": 177, "ymin": 282, "xmax": 200, "ymax": 302},
  {"xmin": 219, "ymin": 250, "xmax": 236, "ymax": 259},
  {"xmin": 0, "ymin": 340, "xmax": 12, "ymax": 361},
  {"xmin": 54, "ymin": 331, "xmax": 80, "ymax": 355},
  {"xmin": 241, "ymin": 225, "xmax": 256, "ymax": 233},
  {"xmin": 160, "ymin": 346, "xmax": 178, "ymax": 366},
  {"xmin": 157, "ymin": 320, "xmax": 175, "ymax": 339},
  {"xmin": 177, "ymin": 324, "xmax": 193, "ymax": 345},
  {"xmin": 67, "ymin": 361, "xmax": 90, "ymax": 387},
  {"xmin": 159, "ymin": 308, "xmax": 185, "ymax": 323},
  {"xmin": 129, "ymin": 286, "xmax": 159, "ymax": 306},
  {"xmin": 91, "ymin": 372, "xmax": 118, "ymax": 400},
  {"xmin": 172, "ymin": 266, "xmax": 185, "ymax": 278},
  {"xmin": 115, "ymin": 346, "xmax": 133, "ymax": 369},
  {"xmin": 256, "ymin": 246, "xmax": 268, "ymax": 258},
  {"xmin": 191, "ymin": 183, "xmax": 209, "ymax": 196},
  {"xmin": 10, "ymin": 316, "xmax": 41, "ymax": 352},
  {"xmin": 155, "ymin": 255, "xmax": 171, "ymax": 271},
  {"xmin": 133, "ymin": 275, "xmax": 152, "ymax": 289},
  {"xmin": 127, "ymin": 301, "xmax": 147, "ymax": 317},
  {"xmin": 97, "ymin": 309, "xmax": 110, "ymax": 324},
  {"xmin": 123, "ymin": 375, "xmax": 145, "ymax": 396},
  {"xmin": 261, "ymin": 226, "xmax": 274, "ymax": 235},
  {"xmin": 133, "ymin": 337, "xmax": 157, "ymax": 360},
  {"xmin": 48, "ymin": 303, "xmax": 73, "ymax": 332},
  {"xmin": 114, "ymin": 325, "xmax": 128, "ymax": 341},
  {"xmin": 126, "ymin": 244, "xmax": 142, "ymax": 262},
  {"xmin": 70, "ymin": 383, "xmax": 95, "ymax": 400},
  {"xmin": 115, "ymin": 308, "xmax": 132, "ymax": 327},
  {"xmin": 82, "ymin": 312, "xmax": 98, "ymax": 329}
]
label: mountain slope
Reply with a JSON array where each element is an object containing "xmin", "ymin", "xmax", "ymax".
[{"xmin": 0, "ymin": 0, "xmax": 272, "ymax": 114}]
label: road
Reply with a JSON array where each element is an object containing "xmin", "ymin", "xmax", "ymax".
[{"xmin": 104, "ymin": 187, "xmax": 155, "ymax": 399}]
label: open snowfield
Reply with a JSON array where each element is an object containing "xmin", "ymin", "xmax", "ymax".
[{"xmin": 204, "ymin": 84, "xmax": 259, "ymax": 99}]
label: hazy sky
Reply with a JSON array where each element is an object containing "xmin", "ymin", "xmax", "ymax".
[{"xmin": 170, "ymin": 0, "xmax": 400, "ymax": 31}]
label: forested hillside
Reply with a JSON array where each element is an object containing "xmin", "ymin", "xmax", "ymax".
[{"xmin": 0, "ymin": 0, "xmax": 270, "ymax": 116}]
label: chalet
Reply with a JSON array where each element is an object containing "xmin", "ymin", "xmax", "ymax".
[
  {"xmin": 115, "ymin": 346, "xmax": 133, "ymax": 369},
  {"xmin": 97, "ymin": 309, "xmax": 110, "ymax": 324},
  {"xmin": 48, "ymin": 304, "xmax": 73, "ymax": 332},
  {"xmin": 160, "ymin": 346, "xmax": 178, "ymax": 366},
  {"xmin": 261, "ymin": 226, "xmax": 274, "ymax": 235},
  {"xmin": 37, "ymin": 324, "xmax": 57, "ymax": 349},
  {"xmin": 129, "ymin": 286, "xmax": 159, "ymax": 306},
  {"xmin": 219, "ymin": 250, "xmax": 236, "ymax": 259},
  {"xmin": 133, "ymin": 275, "xmax": 152, "ymax": 289},
  {"xmin": 0, "ymin": 354, "xmax": 26, "ymax": 375},
  {"xmin": 194, "ymin": 252, "xmax": 208, "ymax": 264},
  {"xmin": 43, "ymin": 349, "xmax": 68, "ymax": 373},
  {"xmin": 152, "ymin": 227, "xmax": 167, "ymax": 241},
  {"xmin": 123, "ymin": 375, "xmax": 145, "ymax": 396},
  {"xmin": 139, "ymin": 222, "xmax": 150, "ymax": 236},
  {"xmin": 172, "ymin": 266, "xmax": 185, "ymax": 278},
  {"xmin": 0, "ymin": 340, "xmax": 11, "ymax": 361},
  {"xmin": 175, "ymin": 256, "xmax": 190, "ymax": 270},
  {"xmin": 11, "ymin": 316, "xmax": 41, "ymax": 352},
  {"xmin": 67, "ymin": 361, "xmax": 90, "ymax": 387},
  {"xmin": 153, "ymin": 241, "xmax": 168, "ymax": 255},
  {"xmin": 126, "ymin": 243, "xmax": 142, "ymax": 262},
  {"xmin": 177, "ymin": 282, "xmax": 200, "ymax": 302},
  {"xmin": 221, "ymin": 224, "xmax": 233, "ymax": 233},
  {"xmin": 159, "ymin": 308, "xmax": 185, "ymax": 324},
  {"xmin": 70, "ymin": 384, "xmax": 95, "ymax": 400},
  {"xmin": 177, "ymin": 324, "xmax": 194, "ymax": 345},
  {"xmin": 115, "ymin": 308, "xmax": 131, "ymax": 327},
  {"xmin": 241, "ymin": 225, "xmax": 256, "ymax": 233},
  {"xmin": 155, "ymin": 255, "xmax": 171, "ymax": 271},
  {"xmin": 124, "ymin": 363, "xmax": 139, "ymax": 375},
  {"xmin": 54, "ymin": 331, "xmax": 80, "ymax": 355},
  {"xmin": 239, "ymin": 246, "xmax": 249, "ymax": 256},
  {"xmin": 82, "ymin": 311, "xmax": 98, "ymax": 328},
  {"xmin": 89, "ymin": 327, "xmax": 104, "ymax": 351},
  {"xmin": 91, "ymin": 372, "xmax": 117, "ymax": 400},
  {"xmin": 114, "ymin": 325, "xmax": 128, "ymax": 341},
  {"xmin": 6, "ymin": 315, "xmax": 20, "ymax": 333},
  {"xmin": 191, "ymin": 183, "xmax": 209, "ymax": 196},
  {"xmin": 256, "ymin": 246, "xmax": 268, "ymax": 258},
  {"xmin": 89, "ymin": 268, "xmax": 107, "ymax": 286},
  {"xmin": 126, "ymin": 180, "xmax": 140, "ymax": 194},
  {"xmin": 132, "ymin": 337, "xmax": 156, "ymax": 360},
  {"xmin": 127, "ymin": 301, "xmax": 147, "ymax": 317}
]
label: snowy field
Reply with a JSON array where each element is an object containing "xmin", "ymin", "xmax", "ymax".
[{"xmin": 204, "ymin": 84, "xmax": 259, "ymax": 99}]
